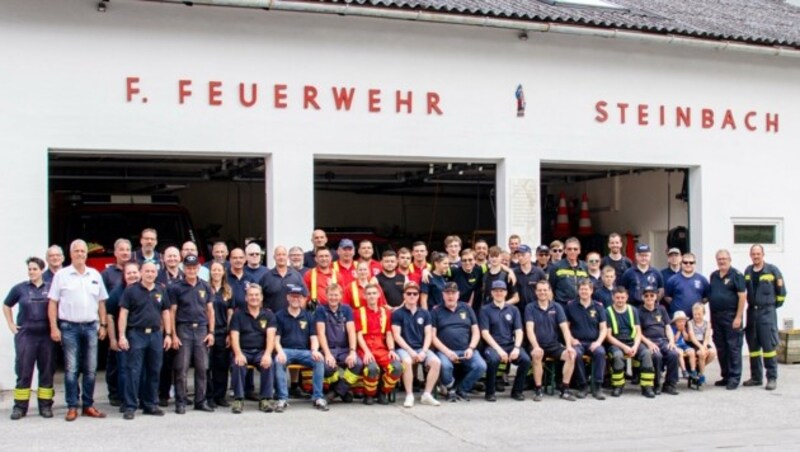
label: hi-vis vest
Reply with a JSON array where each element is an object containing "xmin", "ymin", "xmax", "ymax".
[
  {"xmin": 606, "ymin": 305, "xmax": 637, "ymax": 339},
  {"xmin": 310, "ymin": 268, "xmax": 337, "ymax": 301},
  {"xmin": 409, "ymin": 262, "xmax": 431, "ymax": 274},
  {"xmin": 350, "ymin": 281, "xmax": 366, "ymax": 308},
  {"xmin": 359, "ymin": 306, "xmax": 388, "ymax": 335}
]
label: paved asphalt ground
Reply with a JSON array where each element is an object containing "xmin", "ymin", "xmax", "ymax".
[{"xmin": 1, "ymin": 361, "xmax": 799, "ymax": 451}]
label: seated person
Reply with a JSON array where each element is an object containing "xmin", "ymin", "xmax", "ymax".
[
  {"xmin": 688, "ymin": 302, "xmax": 717, "ymax": 386},
  {"xmin": 526, "ymin": 280, "xmax": 578, "ymax": 402},
  {"xmin": 355, "ymin": 284, "xmax": 403, "ymax": 405},
  {"xmin": 671, "ymin": 311, "xmax": 697, "ymax": 379},
  {"xmin": 638, "ymin": 286, "xmax": 680, "ymax": 395},
  {"xmin": 314, "ymin": 283, "xmax": 363, "ymax": 403},
  {"xmin": 229, "ymin": 286, "xmax": 275, "ymax": 413},
  {"xmin": 605, "ymin": 287, "xmax": 656, "ymax": 398},
  {"xmin": 566, "ymin": 279, "xmax": 608, "ymax": 400}
]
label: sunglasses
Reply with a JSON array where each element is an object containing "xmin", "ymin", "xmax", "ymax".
[
  {"xmin": 551, "ymin": 249, "xmax": 563, "ymax": 253},
  {"xmin": 682, "ymin": 261, "xmax": 695, "ymax": 265},
  {"xmin": 587, "ymin": 259, "xmax": 600, "ymax": 264},
  {"xmin": 404, "ymin": 292, "xmax": 420, "ymax": 296}
]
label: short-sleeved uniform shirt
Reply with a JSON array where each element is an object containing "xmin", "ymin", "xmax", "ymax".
[
  {"xmin": 211, "ymin": 289, "xmax": 233, "ymax": 334},
  {"xmin": 244, "ymin": 265, "xmax": 268, "ymax": 285},
  {"xmin": 4, "ymin": 280, "xmax": 51, "ymax": 332},
  {"xmin": 156, "ymin": 267, "xmax": 184, "ymax": 289},
  {"xmin": 664, "ymin": 273, "xmax": 710, "ymax": 316},
  {"xmin": 168, "ymin": 279, "xmax": 213, "ymax": 325},
  {"xmin": 593, "ymin": 286, "xmax": 614, "ymax": 309},
  {"xmin": 513, "ymin": 265, "xmax": 547, "ymax": 314},
  {"xmin": 480, "ymin": 270, "xmax": 517, "ymax": 307},
  {"xmin": 661, "ymin": 267, "xmax": 680, "ymax": 286},
  {"xmin": 548, "ymin": 260, "xmax": 590, "ymax": 305},
  {"xmin": 391, "ymin": 306, "xmax": 431, "ymax": 350},
  {"xmin": 227, "ymin": 269, "xmax": 256, "ymax": 311},
  {"xmin": 607, "ymin": 305, "xmax": 640, "ymax": 344},
  {"xmin": 524, "ymin": 302, "xmax": 567, "ymax": 347},
  {"xmin": 431, "ymin": 302, "xmax": 477, "ymax": 352},
  {"xmin": 421, "ymin": 273, "xmax": 448, "ymax": 310},
  {"xmin": 479, "ymin": 302, "xmax": 522, "ymax": 349},
  {"xmin": 620, "ymin": 266, "xmax": 664, "ymax": 307},
  {"xmin": 376, "ymin": 272, "xmax": 407, "ymax": 308},
  {"xmin": 566, "ymin": 300, "xmax": 607, "ymax": 342},
  {"xmin": 274, "ymin": 309, "xmax": 315, "ymax": 350},
  {"xmin": 230, "ymin": 308, "xmax": 274, "ymax": 350},
  {"xmin": 48, "ymin": 265, "xmax": 109, "ymax": 323},
  {"xmin": 314, "ymin": 303, "xmax": 354, "ymax": 350},
  {"xmin": 638, "ymin": 305, "xmax": 671, "ymax": 341},
  {"xmin": 259, "ymin": 267, "xmax": 307, "ymax": 313},
  {"xmin": 120, "ymin": 282, "xmax": 169, "ymax": 329},
  {"xmin": 708, "ymin": 267, "xmax": 746, "ymax": 314},
  {"xmin": 101, "ymin": 265, "xmax": 125, "ymax": 294},
  {"xmin": 601, "ymin": 255, "xmax": 633, "ymax": 285},
  {"xmin": 448, "ymin": 266, "xmax": 484, "ymax": 305}
]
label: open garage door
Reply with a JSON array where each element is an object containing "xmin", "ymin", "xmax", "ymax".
[
  {"xmin": 49, "ymin": 152, "xmax": 267, "ymax": 268},
  {"xmin": 540, "ymin": 163, "xmax": 691, "ymax": 269},
  {"xmin": 314, "ymin": 159, "xmax": 497, "ymax": 251}
]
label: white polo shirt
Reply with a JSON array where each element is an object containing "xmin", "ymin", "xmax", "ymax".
[{"xmin": 48, "ymin": 265, "xmax": 109, "ymax": 323}]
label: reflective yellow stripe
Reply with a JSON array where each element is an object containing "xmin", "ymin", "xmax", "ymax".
[
  {"xmin": 14, "ymin": 388, "xmax": 31, "ymax": 400},
  {"xmin": 759, "ymin": 274, "xmax": 775, "ymax": 282},
  {"xmin": 607, "ymin": 305, "xmax": 636, "ymax": 339},
  {"xmin": 481, "ymin": 263, "xmax": 488, "ymax": 272},
  {"xmin": 359, "ymin": 307, "xmax": 387, "ymax": 334},
  {"xmin": 311, "ymin": 268, "xmax": 337, "ymax": 301},
  {"xmin": 750, "ymin": 350, "xmax": 763, "ymax": 358},
  {"xmin": 342, "ymin": 368, "xmax": 360, "ymax": 385},
  {"xmin": 640, "ymin": 372, "xmax": 655, "ymax": 387},
  {"xmin": 744, "ymin": 274, "xmax": 751, "ymax": 281},
  {"xmin": 352, "ymin": 282, "xmax": 361, "ymax": 308},
  {"xmin": 556, "ymin": 269, "xmax": 575, "ymax": 277},
  {"xmin": 37, "ymin": 387, "xmax": 55, "ymax": 400},
  {"xmin": 763, "ymin": 350, "xmax": 777, "ymax": 359},
  {"xmin": 777, "ymin": 296, "xmax": 786, "ymax": 302},
  {"xmin": 380, "ymin": 308, "xmax": 387, "ymax": 334},
  {"xmin": 575, "ymin": 270, "xmax": 589, "ymax": 278}
]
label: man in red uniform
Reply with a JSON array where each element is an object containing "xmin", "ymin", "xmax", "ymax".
[
  {"xmin": 355, "ymin": 284, "xmax": 402, "ymax": 405},
  {"xmin": 334, "ymin": 239, "xmax": 357, "ymax": 287},
  {"xmin": 344, "ymin": 262, "xmax": 385, "ymax": 309},
  {"xmin": 304, "ymin": 248, "xmax": 339, "ymax": 307},
  {"xmin": 409, "ymin": 242, "xmax": 431, "ymax": 282},
  {"xmin": 396, "ymin": 248, "xmax": 421, "ymax": 285},
  {"xmin": 357, "ymin": 240, "xmax": 383, "ymax": 277}
]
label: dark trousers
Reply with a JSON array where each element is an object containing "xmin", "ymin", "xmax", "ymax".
[
  {"xmin": 745, "ymin": 306, "xmax": 779, "ymax": 382},
  {"xmin": 124, "ymin": 329, "xmax": 163, "ymax": 411},
  {"xmin": 174, "ymin": 324, "xmax": 209, "ymax": 406},
  {"xmin": 483, "ymin": 345, "xmax": 531, "ymax": 396},
  {"xmin": 206, "ymin": 334, "xmax": 230, "ymax": 402},
  {"xmin": 14, "ymin": 329, "xmax": 55, "ymax": 411},
  {"xmin": 159, "ymin": 349, "xmax": 176, "ymax": 401},
  {"xmin": 609, "ymin": 343, "xmax": 654, "ymax": 387},
  {"xmin": 231, "ymin": 350, "xmax": 274, "ymax": 400},
  {"xmin": 106, "ymin": 348, "xmax": 121, "ymax": 401},
  {"xmin": 712, "ymin": 310, "xmax": 743, "ymax": 384},
  {"xmin": 573, "ymin": 341, "xmax": 606, "ymax": 388},
  {"xmin": 650, "ymin": 339, "xmax": 680, "ymax": 387}
]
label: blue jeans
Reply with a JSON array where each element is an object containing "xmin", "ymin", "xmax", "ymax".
[
  {"xmin": 437, "ymin": 350, "xmax": 487, "ymax": 393},
  {"xmin": 275, "ymin": 349, "xmax": 324, "ymax": 401},
  {"xmin": 231, "ymin": 350, "xmax": 274, "ymax": 400},
  {"xmin": 60, "ymin": 321, "xmax": 99, "ymax": 409},
  {"xmin": 123, "ymin": 330, "xmax": 163, "ymax": 411}
]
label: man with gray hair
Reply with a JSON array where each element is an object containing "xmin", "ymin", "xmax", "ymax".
[
  {"xmin": 48, "ymin": 239, "xmax": 109, "ymax": 421},
  {"xmin": 244, "ymin": 242, "xmax": 268, "ymax": 283},
  {"xmin": 43, "ymin": 245, "xmax": 65, "ymax": 283},
  {"xmin": 288, "ymin": 246, "xmax": 308, "ymax": 276},
  {"xmin": 707, "ymin": 249, "xmax": 746, "ymax": 390},
  {"xmin": 101, "ymin": 238, "xmax": 132, "ymax": 407}
]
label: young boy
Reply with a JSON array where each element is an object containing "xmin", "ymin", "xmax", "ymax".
[{"xmin": 671, "ymin": 311, "xmax": 696, "ymax": 380}]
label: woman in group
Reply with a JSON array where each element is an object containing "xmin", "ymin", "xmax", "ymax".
[
  {"xmin": 3, "ymin": 257, "xmax": 55, "ymax": 420},
  {"xmin": 207, "ymin": 261, "xmax": 234, "ymax": 408}
]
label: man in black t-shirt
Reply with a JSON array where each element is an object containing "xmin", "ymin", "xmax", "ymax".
[{"xmin": 376, "ymin": 250, "xmax": 406, "ymax": 309}]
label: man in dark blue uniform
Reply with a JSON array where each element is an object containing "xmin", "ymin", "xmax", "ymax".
[
  {"xmin": 661, "ymin": 247, "xmax": 682, "ymax": 285},
  {"xmin": 525, "ymin": 280, "xmax": 578, "ymax": 402},
  {"xmin": 272, "ymin": 285, "xmax": 328, "ymax": 412},
  {"xmin": 566, "ymin": 279, "xmax": 607, "ymax": 400},
  {"xmin": 431, "ymin": 282, "xmax": 485, "ymax": 402},
  {"xmin": 548, "ymin": 237, "xmax": 589, "ymax": 306},
  {"xmin": 227, "ymin": 248, "xmax": 254, "ymax": 311},
  {"xmin": 169, "ymin": 255, "xmax": 215, "ymax": 414},
  {"xmin": 102, "ymin": 238, "xmax": 132, "ymax": 408},
  {"xmin": 663, "ymin": 252, "xmax": 709, "ymax": 316},
  {"xmin": 315, "ymin": 283, "xmax": 362, "ymax": 403},
  {"xmin": 479, "ymin": 280, "xmax": 530, "ymax": 402},
  {"xmin": 638, "ymin": 287, "xmax": 680, "ymax": 395},
  {"xmin": 134, "ymin": 228, "xmax": 162, "ymax": 271},
  {"xmin": 743, "ymin": 244, "xmax": 787, "ymax": 391},
  {"xmin": 117, "ymin": 262, "xmax": 172, "ymax": 420},
  {"xmin": 605, "ymin": 287, "xmax": 656, "ymax": 398},
  {"xmin": 229, "ymin": 285, "xmax": 276, "ymax": 414},
  {"xmin": 513, "ymin": 245, "xmax": 547, "ymax": 317},
  {"xmin": 259, "ymin": 246, "xmax": 307, "ymax": 313},
  {"xmin": 620, "ymin": 244, "xmax": 664, "ymax": 308},
  {"xmin": 448, "ymin": 249, "xmax": 484, "ymax": 308},
  {"xmin": 708, "ymin": 249, "xmax": 746, "ymax": 390}
]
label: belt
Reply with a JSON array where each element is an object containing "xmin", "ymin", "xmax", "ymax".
[
  {"xmin": 130, "ymin": 327, "xmax": 161, "ymax": 334},
  {"xmin": 752, "ymin": 304, "xmax": 775, "ymax": 311},
  {"xmin": 179, "ymin": 322, "xmax": 205, "ymax": 328},
  {"xmin": 62, "ymin": 320, "xmax": 97, "ymax": 326}
]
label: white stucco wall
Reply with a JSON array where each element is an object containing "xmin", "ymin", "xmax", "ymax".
[{"xmin": 0, "ymin": 0, "xmax": 797, "ymax": 389}]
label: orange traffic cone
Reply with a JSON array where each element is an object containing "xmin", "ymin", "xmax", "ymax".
[
  {"xmin": 553, "ymin": 192, "xmax": 571, "ymax": 237},
  {"xmin": 577, "ymin": 193, "xmax": 594, "ymax": 236}
]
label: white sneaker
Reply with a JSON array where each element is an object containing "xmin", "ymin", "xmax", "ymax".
[
  {"xmin": 403, "ymin": 394, "xmax": 415, "ymax": 408},
  {"xmin": 420, "ymin": 393, "xmax": 441, "ymax": 406}
]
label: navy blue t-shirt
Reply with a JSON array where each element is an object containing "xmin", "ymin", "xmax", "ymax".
[
  {"xmin": 479, "ymin": 302, "xmax": 522, "ymax": 349},
  {"xmin": 566, "ymin": 300, "xmax": 607, "ymax": 342},
  {"xmin": 168, "ymin": 279, "xmax": 213, "ymax": 325},
  {"xmin": 421, "ymin": 273, "xmax": 447, "ymax": 309},
  {"xmin": 708, "ymin": 268, "xmax": 746, "ymax": 313},
  {"xmin": 227, "ymin": 269, "xmax": 256, "ymax": 311},
  {"xmin": 230, "ymin": 308, "xmax": 274, "ymax": 350},
  {"xmin": 601, "ymin": 255, "xmax": 632, "ymax": 285},
  {"xmin": 593, "ymin": 286, "xmax": 614, "ymax": 309},
  {"xmin": 4, "ymin": 280, "xmax": 50, "ymax": 331},
  {"xmin": 448, "ymin": 266, "xmax": 484, "ymax": 305},
  {"xmin": 524, "ymin": 302, "xmax": 567, "ymax": 347},
  {"xmin": 661, "ymin": 267, "xmax": 680, "ymax": 287},
  {"xmin": 120, "ymin": 282, "xmax": 169, "ymax": 329},
  {"xmin": 274, "ymin": 309, "xmax": 316, "ymax": 350},
  {"xmin": 665, "ymin": 273, "xmax": 710, "ymax": 316},
  {"xmin": 259, "ymin": 267, "xmax": 307, "ymax": 313},
  {"xmin": 638, "ymin": 305, "xmax": 671, "ymax": 341},
  {"xmin": 101, "ymin": 265, "xmax": 125, "ymax": 294},
  {"xmin": 392, "ymin": 306, "xmax": 432, "ymax": 350},
  {"xmin": 513, "ymin": 266, "xmax": 547, "ymax": 314},
  {"xmin": 211, "ymin": 289, "xmax": 233, "ymax": 333},
  {"xmin": 244, "ymin": 265, "xmax": 268, "ymax": 286},
  {"xmin": 431, "ymin": 302, "xmax": 477, "ymax": 351}
]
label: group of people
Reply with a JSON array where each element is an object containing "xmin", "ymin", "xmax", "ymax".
[{"xmin": 3, "ymin": 229, "xmax": 786, "ymax": 421}]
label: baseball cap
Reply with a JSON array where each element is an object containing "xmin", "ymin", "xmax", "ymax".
[
  {"xmin": 671, "ymin": 311, "xmax": 688, "ymax": 323},
  {"xmin": 287, "ymin": 284, "xmax": 305, "ymax": 295},
  {"xmin": 667, "ymin": 247, "xmax": 681, "ymax": 255},
  {"xmin": 636, "ymin": 243, "xmax": 651, "ymax": 253},
  {"xmin": 442, "ymin": 282, "xmax": 459, "ymax": 292},
  {"xmin": 491, "ymin": 280, "xmax": 507, "ymax": 291},
  {"xmin": 182, "ymin": 255, "xmax": 200, "ymax": 266},
  {"xmin": 404, "ymin": 281, "xmax": 421, "ymax": 293},
  {"xmin": 516, "ymin": 244, "xmax": 532, "ymax": 254},
  {"xmin": 338, "ymin": 239, "xmax": 355, "ymax": 249},
  {"xmin": 643, "ymin": 285, "xmax": 658, "ymax": 294},
  {"xmin": 536, "ymin": 245, "xmax": 550, "ymax": 254}
]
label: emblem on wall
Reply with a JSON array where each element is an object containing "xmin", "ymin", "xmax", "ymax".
[{"xmin": 515, "ymin": 84, "xmax": 526, "ymax": 118}]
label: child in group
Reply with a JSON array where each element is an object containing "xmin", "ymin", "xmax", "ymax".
[
  {"xmin": 688, "ymin": 302, "xmax": 716, "ymax": 386},
  {"xmin": 671, "ymin": 311, "xmax": 697, "ymax": 380}
]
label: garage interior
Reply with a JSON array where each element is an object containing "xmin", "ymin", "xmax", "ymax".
[{"xmin": 48, "ymin": 153, "xmax": 690, "ymax": 268}]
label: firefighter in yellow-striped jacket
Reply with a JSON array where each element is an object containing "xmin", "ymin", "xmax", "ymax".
[
  {"xmin": 355, "ymin": 284, "xmax": 402, "ymax": 405},
  {"xmin": 605, "ymin": 286, "xmax": 657, "ymax": 398}
]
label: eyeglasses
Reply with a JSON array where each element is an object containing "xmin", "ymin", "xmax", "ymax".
[
  {"xmin": 587, "ymin": 259, "xmax": 600, "ymax": 264},
  {"xmin": 248, "ymin": 253, "xmax": 260, "ymax": 256},
  {"xmin": 551, "ymin": 249, "xmax": 563, "ymax": 253},
  {"xmin": 565, "ymin": 247, "xmax": 579, "ymax": 251},
  {"xmin": 682, "ymin": 261, "xmax": 695, "ymax": 265},
  {"xmin": 404, "ymin": 292, "xmax": 419, "ymax": 296}
]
